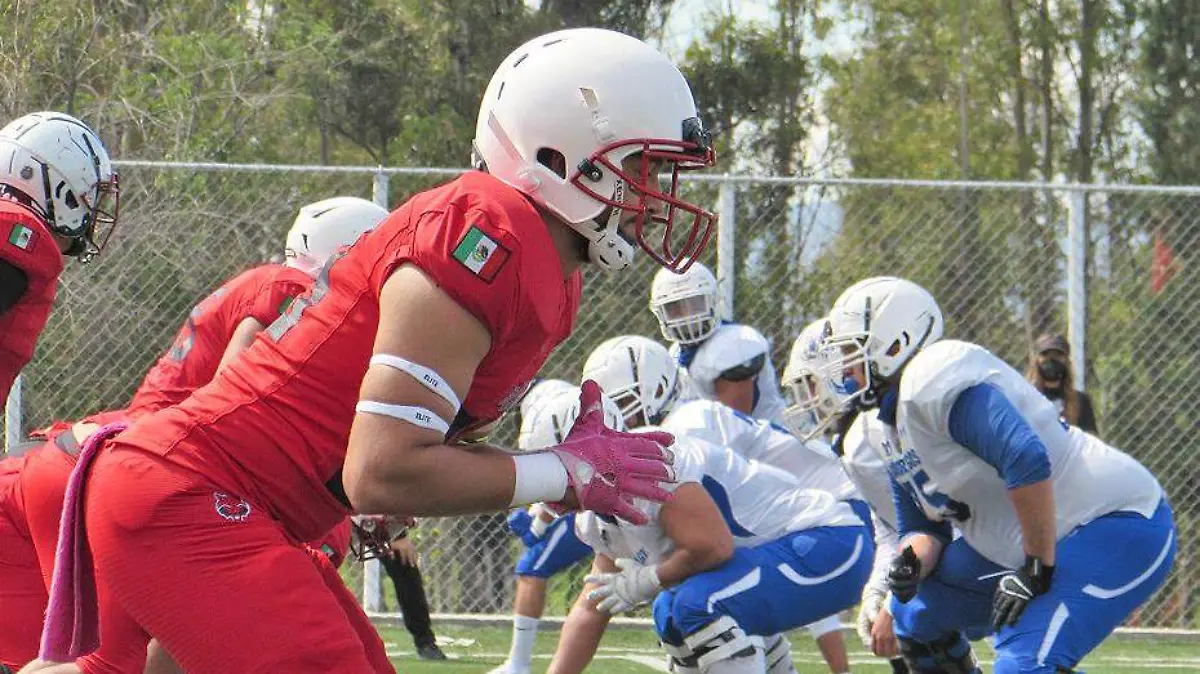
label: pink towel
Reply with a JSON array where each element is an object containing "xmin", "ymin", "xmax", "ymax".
[{"xmin": 39, "ymin": 422, "xmax": 128, "ymax": 662}]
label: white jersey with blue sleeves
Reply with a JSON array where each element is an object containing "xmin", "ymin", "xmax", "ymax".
[
  {"xmin": 841, "ymin": 409, "xmax": 902, "ymax": 596},
  {"xmin": 576, "ymin": 434, "xmax": 860, "ymax": 564},
  {"xmin": 684, "ymin": 323, "xmax": 787, "ymax": 424},
  {"xmin": 841, "ymin": 409, "xmax": 899, "ymax": 532},
  {"xmin": 663, "ymin": 398, "xmax": 860, "ymax": 502},
  {"xmin": 894, "ymin": 339, "xmax": 1163, "ymax": 568}
]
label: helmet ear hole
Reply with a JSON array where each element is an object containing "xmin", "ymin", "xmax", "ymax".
[
  {"xmin": 63, "ymin": 190, "xmax": 78, "ymax": 209},
  {"xmin": 536, "ymin": 148, "xmax": 567, "ymax": 179},
  {"xmin": 886, "ymin": 339, "xmax": 903, "ymax": 357}
]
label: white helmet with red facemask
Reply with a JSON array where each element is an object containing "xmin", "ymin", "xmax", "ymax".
[{"xmin": 472, "ymin": 28, "xmax": 716, "ymax": 273}]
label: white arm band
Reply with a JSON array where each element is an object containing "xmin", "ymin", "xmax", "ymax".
[
  {"xmin": 510, "ymin": 452, "xmax": 569, "ymax": 507},
  {"xmin": 369, "ymin": 354, "xmax": 462, "ymax": 412},
  {"xmin": 356, "ymin": 401, "xmax": 450, "ymax": 435}
]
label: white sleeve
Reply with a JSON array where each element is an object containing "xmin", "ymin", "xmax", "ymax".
[
  {"xmin": 668, "ymin": 437, "xmax": 708, "ymax": 486},
  {"xmin": 731, "ymin": 414, "xmax": 790, "ymax": 462},
  {"xmin": 866, "ymin": 513, "xmax": 900, "ymax": 600}
]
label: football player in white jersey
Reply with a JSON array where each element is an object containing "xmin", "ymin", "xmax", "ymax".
[
  {"xmin": 492, "ymin": 381, "xmax": 625, "ymax": 674},
  {"xmin": 815, "ymin": 277, "xmax": 1173, "ymax": 674},
  {"xmin": 585, "ymin": 333, "xmax": 859, "ymax": 674},
  {"xmin": 582, "ymin": 335, "xmax": 682, "ymax": 429},
  {"xmin": 782, "ymin": 318, "xmax": 910, "ymax": 674},
  {"xmin": 546, "ymin": 431, "xmax": 871, "ymax": 674},
  {"xmin": 649, "ymin": 262, "xmax": 787, "ymax": 423}
]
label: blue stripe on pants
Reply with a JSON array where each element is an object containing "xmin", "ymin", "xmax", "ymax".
[{"xmin": 653, "ymin": 525, "xmax": 871, "ymax": 644}]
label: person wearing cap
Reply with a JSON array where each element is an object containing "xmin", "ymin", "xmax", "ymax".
[{"xmin": 1025, "ymin": 333, "xmax": 1099, "ymax": 434}]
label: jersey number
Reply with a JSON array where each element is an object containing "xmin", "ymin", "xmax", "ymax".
[
  {"xmin": 168, "ymin": 287, "xmax": 228, "ymax": 362},
  {"xmin": 265, "ymin": 248, "xmax": 348, "ymax": 342},
  {"xmin": 899, "ymin": 468, "xmax": 971, "ymax": 523}
]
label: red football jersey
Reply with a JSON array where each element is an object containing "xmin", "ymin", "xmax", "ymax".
[
  {"xmin": 116, "ymin": 172, "xmax": 582, "ymax": 541},
  {"xmin": 315, "ymin": 518, "xmax": 352, "ymax": 569},
  {"xmin": 0, "ymin": 200, "xmax": 64, "ymax": 408},
  {"xmin": 125, "ymin": 264, "xmax": 310, "ymax": 419}
]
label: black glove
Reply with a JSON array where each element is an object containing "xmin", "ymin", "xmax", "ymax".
[
  {"xmin": 991, "ymin": 555, "xmax": 1054, "ymax": 630},
  {"xmin": 888, "ymin": 546, "xmax": 922, "ymax": 604}
]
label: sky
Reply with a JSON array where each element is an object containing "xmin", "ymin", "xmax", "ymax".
[{"xmin": 657, "ymin": 0, "xmax": 862, "ymax": 177}]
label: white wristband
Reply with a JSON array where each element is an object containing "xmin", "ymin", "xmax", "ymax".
[{"xmin": 511, "ymin": 452, "xmax": 569, "ymax": 507}]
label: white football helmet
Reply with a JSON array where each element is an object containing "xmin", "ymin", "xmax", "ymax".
[
  {"xmin": 649, "ymin": 262, "xmax": 719, "ymax": 345},
  {"xmin": 821, "ymin": 277, "xmax": 944, "ymax": 411},
  {"xmin": 472, "ymin": 28, "xmax": 717, "ymax": 273},
  {"xmin": 518, "ymin": 378, "xmax": 577, "ymax": 423},
  {"xmin": 517, "ymin": 384, "xmax": 625, "ymax": 451},
  {"xmin": 0, "ymin": 112, "xmax": 119, "ymax": 262},
  {"xmin": 780, "ymin": 318, "xmax": 842, "ymax": 440},
  {"xmin": 284, "ymin": 197, "xmax": 388, "ymax": 278},
  {"xmin": 581, "ymin": 335, "xmax": 680, "ymax": 428}
]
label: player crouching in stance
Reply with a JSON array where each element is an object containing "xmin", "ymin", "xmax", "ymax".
[
  {"xmin": 782, "ymin": 318, "xmax": 909, "ymax": 674},
  {"xmin": 546, "ymin": 431, "xmax": 872, "ymax": 674},
  {"xmin": 0, "ymin": 112, "xmax": 120, "ymax": 410},
  {"xmin": 649, "ymin": 262, "xmax": 787, "ymax": 423},
  {"xmin": 492, "ymin": 381, "xmax": 625, "ymax": 674},
  {"xmin": 12, "ymin": 197, "xmax": 388, "ymax": 674},
  {"xmin": 590, "ymin": 333, "xmax": 861, "ymax": 674},
  {"xmin": 816, "ymin": 277, "xmax": 1174, "ymax": 674},
  {"xmin": 39, "ymin": 27, "xmax": 706, "ymax": 674}
]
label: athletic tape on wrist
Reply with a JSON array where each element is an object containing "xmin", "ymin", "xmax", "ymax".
[
  {"xmin": 356, "ymin": 400, "xmax": 450, "ymax": 435},
  {"xmin": 510, "ymin": 452, "xmax": 568, "ymax": 507}
]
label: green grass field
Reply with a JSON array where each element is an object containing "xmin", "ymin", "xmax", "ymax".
[{"xmin": 378, "ymin": 622, "xmax": 1200, "ymax": 673}]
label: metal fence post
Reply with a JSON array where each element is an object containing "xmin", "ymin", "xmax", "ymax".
[
  {"xmin": 717, "ymin": 178, "xmax": 737, "ymax": 321},
  {"xmin": 372, "ymin": 170, "xmax": 390, "ymax": 211},
  {"xmin": 363, "ymin": 169, "xmax": 390, "ymax": 613},
  {"xmin": 4, "ymin": 375, "xmax": 21, "ymax": 452},
  {"xmin": 1066, "ymin": 187, "xmax": 1087, "ymax": 391}
]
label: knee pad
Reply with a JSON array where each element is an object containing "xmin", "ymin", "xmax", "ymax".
[
  {"xmin": 662, "ymin": 648, "xmax": 701, "ymax": 674},
  {"xmin": 763, "ymin": 634, "xmax": 796, "ymax": 674},
  {"xmin": 678, "ymin": 616, "xmax": 759, "ymax": 671},
  {"xmin": 654, "ymin": 589, "xmax": 685, "ymax": 647},
  {"xmin": 899, "ymin": 632, "xmax": 981, "ymax": 674}
]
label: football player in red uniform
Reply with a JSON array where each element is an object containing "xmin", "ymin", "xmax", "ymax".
[
  {"xmin": 127, "ymin": 196, "xmax": 387, "ymax": 417},
  {"xmin": 36, "ymin": 27, "xmax": 715, "ymax": 674},
  {"xmin": 10, "ymin": 199, "xmax": 386, "ymax": 674},
  {"xmin": 0, "ymin": 112, "xmax": 119, "ymax": 410},
  {"xmin": 0, "ymin": 453, "xmax": 45, "ymax": 673}
]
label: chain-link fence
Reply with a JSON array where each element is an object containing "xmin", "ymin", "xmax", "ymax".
[{"xmin": 4, "ymin": 164, "xmax": 1198, "ymax": 629}]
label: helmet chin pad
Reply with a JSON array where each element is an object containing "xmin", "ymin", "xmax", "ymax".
[{"xmin": 568, "ymin": 139, "xmax": 715, "ymax": 273}]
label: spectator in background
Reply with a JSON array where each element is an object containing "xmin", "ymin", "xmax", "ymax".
[
  {"xmin": 379, "ymin": 533, "xmax": 447, "ymax": 661},
  {"xmin": 1027, "ymin": 333, "xmax": 1099, "ymax": 434},
  {"xmin": 348, "ymin": 515, "xmax": 448, "ymax": 661}
]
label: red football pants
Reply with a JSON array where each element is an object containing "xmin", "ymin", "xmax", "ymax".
[
  {"xmin": 14, "ymin": 442, "xmax": 150, "ymax": 674},
  {"xmin": 0, "ymin": 455, "xmax": 44, "ymax": 670},
  {"xmin": 85, "ymin": 443, "xmax": 394, "ymax": 674}
]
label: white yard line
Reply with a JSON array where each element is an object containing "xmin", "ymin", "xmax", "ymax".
[{"xmin": 386, "ymin": 647, "xmax": 1200, "ymax": 671}]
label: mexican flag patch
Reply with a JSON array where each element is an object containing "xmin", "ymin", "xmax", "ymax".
[
  {"xmin": 7, "ymin": 223, "xmax": 35, "ymax": 251},
  {"xmin": 452, "ymin": 225, "xmax": 510, "ymax": 282}
]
